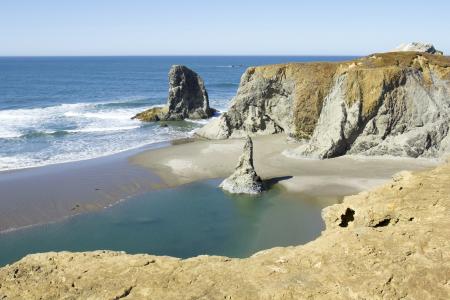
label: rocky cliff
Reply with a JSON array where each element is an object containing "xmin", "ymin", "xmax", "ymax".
[
  {"xmin": 197, "ymin": 52, "xmax": 450, "ymax": 158},
  {"xmin": 1, "ymin": 161, "xmax": 449, "ymax": 299}
]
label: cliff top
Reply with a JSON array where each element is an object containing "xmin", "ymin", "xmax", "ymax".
[
  {"xmin": 249, "ymin": 52, "xmax": 450, "ymax": 79},
  {"xmin": 242, "ymin": 52, "xmax": 450, "ymax": 138}
]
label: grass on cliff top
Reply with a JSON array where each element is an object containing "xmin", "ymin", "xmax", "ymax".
[{"xmin": 247, "ymin": 52, "xmax": 449, "ymax": 139}]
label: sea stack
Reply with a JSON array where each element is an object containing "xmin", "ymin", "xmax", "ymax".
[
  {"xmin": 133, "ymin": 65, "xmax": 215, "ymax": 121},
  {"xmin": 220, "ymin": 136, "xmax": 264, "ymax": 194}
]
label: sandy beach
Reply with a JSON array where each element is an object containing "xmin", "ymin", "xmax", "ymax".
[
  {"xmin": 0, "ymin": 133, "xmax": 439, "ymax": 234},
  {"xmin": 131, "ymin": 134, "xmax": 438, "ymax": 204},
  {"xmin": 0, "ymin": 144, "xmax": 166, "ymax": 233}
]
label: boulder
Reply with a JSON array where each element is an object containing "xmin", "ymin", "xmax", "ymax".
[
  {"xmin": 219, "ymin": 136, "xmax": 263, "ymax": 194},
  {"xmin": 392, "ymin": 42, "xmax": 443, "ymax": 55},
  {"xmin": 133, "ymin": 106, "xmax": 167, "ymax": 122},
  {"xmin": 133, "ymin": 65, "xmax": 215, "ymax": 121}
]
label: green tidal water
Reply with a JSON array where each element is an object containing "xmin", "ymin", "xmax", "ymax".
[{"xmin": 0, "ymin": 179, "xmax": 329, "ymax": 266}]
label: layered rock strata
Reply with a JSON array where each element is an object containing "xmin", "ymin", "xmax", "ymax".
[{"xmin": 197, "ymin": 52, "xmax": 450, "ymax": 159}]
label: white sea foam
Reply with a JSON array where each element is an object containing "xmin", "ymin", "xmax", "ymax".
[
  {"xmin": 66, "ymin": 125, "xmax": 141, "ymax": 133},
  {"xmin": 0, "ymin": 126, "xmax": 194, "ymax": 172},
  {"xmin": 0, "ymin": 99, "xmax": 196, "ymax": 171},
  {"xmin": 0, "ymin": 128, "xmax": 22, "ymax": 138},
  {"xmin": 0, "ymin": 101, "xmax": 156, "ymax": 139},
  {"xmin": 0, "ymin": 97, "xmax": 228, "ymax": 171},
  {"xmin": 185, "ymin": 118, "xmax": 211, "ymax": 125}
]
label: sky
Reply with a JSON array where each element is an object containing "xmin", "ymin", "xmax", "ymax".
[{"xmin": 0, "ymin": 0, "xmax": 449, "ymax": 56}]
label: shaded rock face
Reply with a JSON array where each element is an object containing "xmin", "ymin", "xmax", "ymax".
[
  {"xmin": 197, "ymin": 63, "xmax": 337, "ymax": 139},
  {"xmin": 219, "ymin": 136, "xmax": 263, "ymax": 194},
  {"xmin": 2, "ymin": 162, "xmax": 450, "ymax": 299},
  {"xmin": 133, "ymin": 65, "xmax": 214, "ymax": 121},
  {"xmin": 165, "ymin": 65, "xmax": 213, "ymax": 120},
  {"xmin": 198, "ymin": 52, "xmax": 450, "ymax": 159},
  {"xmin": 286, "ymin": 56, "xmax": 450, "ymax": 159},
  {"xmin": 392, "ymin": 42, "xmax": 444, "ymax": 55}
]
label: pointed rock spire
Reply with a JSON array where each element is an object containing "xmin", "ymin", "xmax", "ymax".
[{"xmin": 220, "ymin": 136, "xmax": 264, "ymax": 194}]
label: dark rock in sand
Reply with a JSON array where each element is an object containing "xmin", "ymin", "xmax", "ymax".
[{"xmin": 133, "ymin": 65, "xmax": 215, "ymax": 122}]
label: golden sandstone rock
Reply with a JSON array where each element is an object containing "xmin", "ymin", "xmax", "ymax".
[
  {"xmin": 197, "ymin": 52, "xmax": 450, "ymax": 159},
  {"xmin": 1, "ymin": 161, "xmax": 449, "ymax": 299}
]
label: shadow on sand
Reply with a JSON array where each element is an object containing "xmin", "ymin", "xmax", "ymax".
[{"xmin": 263, "ymin": 176, "xmax": 293, "ymax": 189}]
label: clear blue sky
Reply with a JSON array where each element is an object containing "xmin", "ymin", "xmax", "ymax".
[{"xmin": 1, "ymin": 0, "xmax": 449, "ymax": 56}]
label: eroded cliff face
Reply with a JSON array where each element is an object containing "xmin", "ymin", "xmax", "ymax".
[
  {"xmin": 197, "ymin": 52, "xmax": 450, "ymax": 158},
  {"xmin": 1, "ymin": 162, "xmax": 449, "ymax": 299},
  {"xmin": 197, "ymin": 62, "xmax": 338, "ymax": 139}
]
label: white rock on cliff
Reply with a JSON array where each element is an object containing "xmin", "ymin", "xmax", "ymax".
[{"xmin": 392, "ymin": 42, "xmax": 443, "ymax": 55}]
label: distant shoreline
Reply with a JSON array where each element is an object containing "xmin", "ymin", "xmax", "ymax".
[{"xmin": 0, "ymin": 55, "xmax": 361, "ymax": 58}]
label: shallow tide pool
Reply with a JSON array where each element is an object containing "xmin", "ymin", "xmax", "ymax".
[{"xmin": 0, "ymin": 179, "xmax": 330, "ymax": 266}]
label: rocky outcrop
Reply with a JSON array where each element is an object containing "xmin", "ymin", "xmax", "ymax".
[
  {"xmin": 219, "ymin": 136, "xmax": 263, "ymax": 194},
  {"xmin": 286, "ymin": 54, "xmax": 450, "ymax": 159},
  {"xmin": 2, "ymin": 162, "xmax": 450, "ymax": 299},
  {"xmin": 392, "ymin": 42, "xmax": 444, "ymax": 55},
  {"xmin": 197, "ymin": 62, "xmax": 337, "ymax": 139},
  {"xmin": 133, "ymin": 65, "xmax": 215, "ymax": 121},
  {"xmin": 198, "ymin": 52, "xmax": 450, "ymax": 159}
]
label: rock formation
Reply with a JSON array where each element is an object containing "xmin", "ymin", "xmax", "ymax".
[
  {"xmin": 133, "ymin": 65, "xmax": 215, "ymax": 121},
  {"xmin": 219, "ymin": 136, "xmax": 263, "ymax": 194},
  {"xmin": 1, "ymin": 162, "xmax": 450, "ymax": 299},
  {"xmin": 392, "ymin": 42, "xmax": 444, "ymax": 55},
  {"xmin": 197, "ymin": 52, "xmax": 450, "ymax": 159}
]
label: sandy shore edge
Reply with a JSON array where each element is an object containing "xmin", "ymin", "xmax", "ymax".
[
  {"xmin": 0, "ymin": 133, "xmax": 439, "ymax": 234},
  {"xmin": 130, "ymin": 133, "xmax": 438, "ymax": 202}
]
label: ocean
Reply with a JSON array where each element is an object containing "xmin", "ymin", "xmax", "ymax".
[{"xmin": 0, "ymin": 56, "xmax": 354, "ymax": 171}]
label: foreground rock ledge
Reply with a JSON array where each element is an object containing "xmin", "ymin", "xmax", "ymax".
[
  {"xmin": 1, "ymin": 163, "xmax": 450, "ymax": 299},
  {"xmin": 392, "ymin": 42, "xmax": 444, "ymax": 55}
]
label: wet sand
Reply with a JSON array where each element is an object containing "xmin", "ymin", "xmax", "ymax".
[
  {"xmin": 131, "ymin": 134, "xmax": 439, "ymax": 205},
  {"xmin": 0, "ymin": 134, "xmax": 439, "ymax": 233},
  {"xmin": 0, "ymin": 144, "xmax": 167, "ymax": 233}
]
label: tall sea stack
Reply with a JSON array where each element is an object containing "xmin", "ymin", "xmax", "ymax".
[
  {"xmin": 133, "ymin": 65, "xmax": 214, "ymax": 121},
  {"xmin": 220, "ymin": 136, "xmax": 264, "ymax": 194}
]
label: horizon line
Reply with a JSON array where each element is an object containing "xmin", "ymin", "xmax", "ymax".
[{"xmin": 0, "ymin": 54, "xmax": 363, "ymax": 58}]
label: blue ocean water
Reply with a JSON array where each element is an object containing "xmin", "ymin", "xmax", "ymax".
[{"xmin": 0, "ymin": 56, "xmax": 354, "ymax": 171}]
